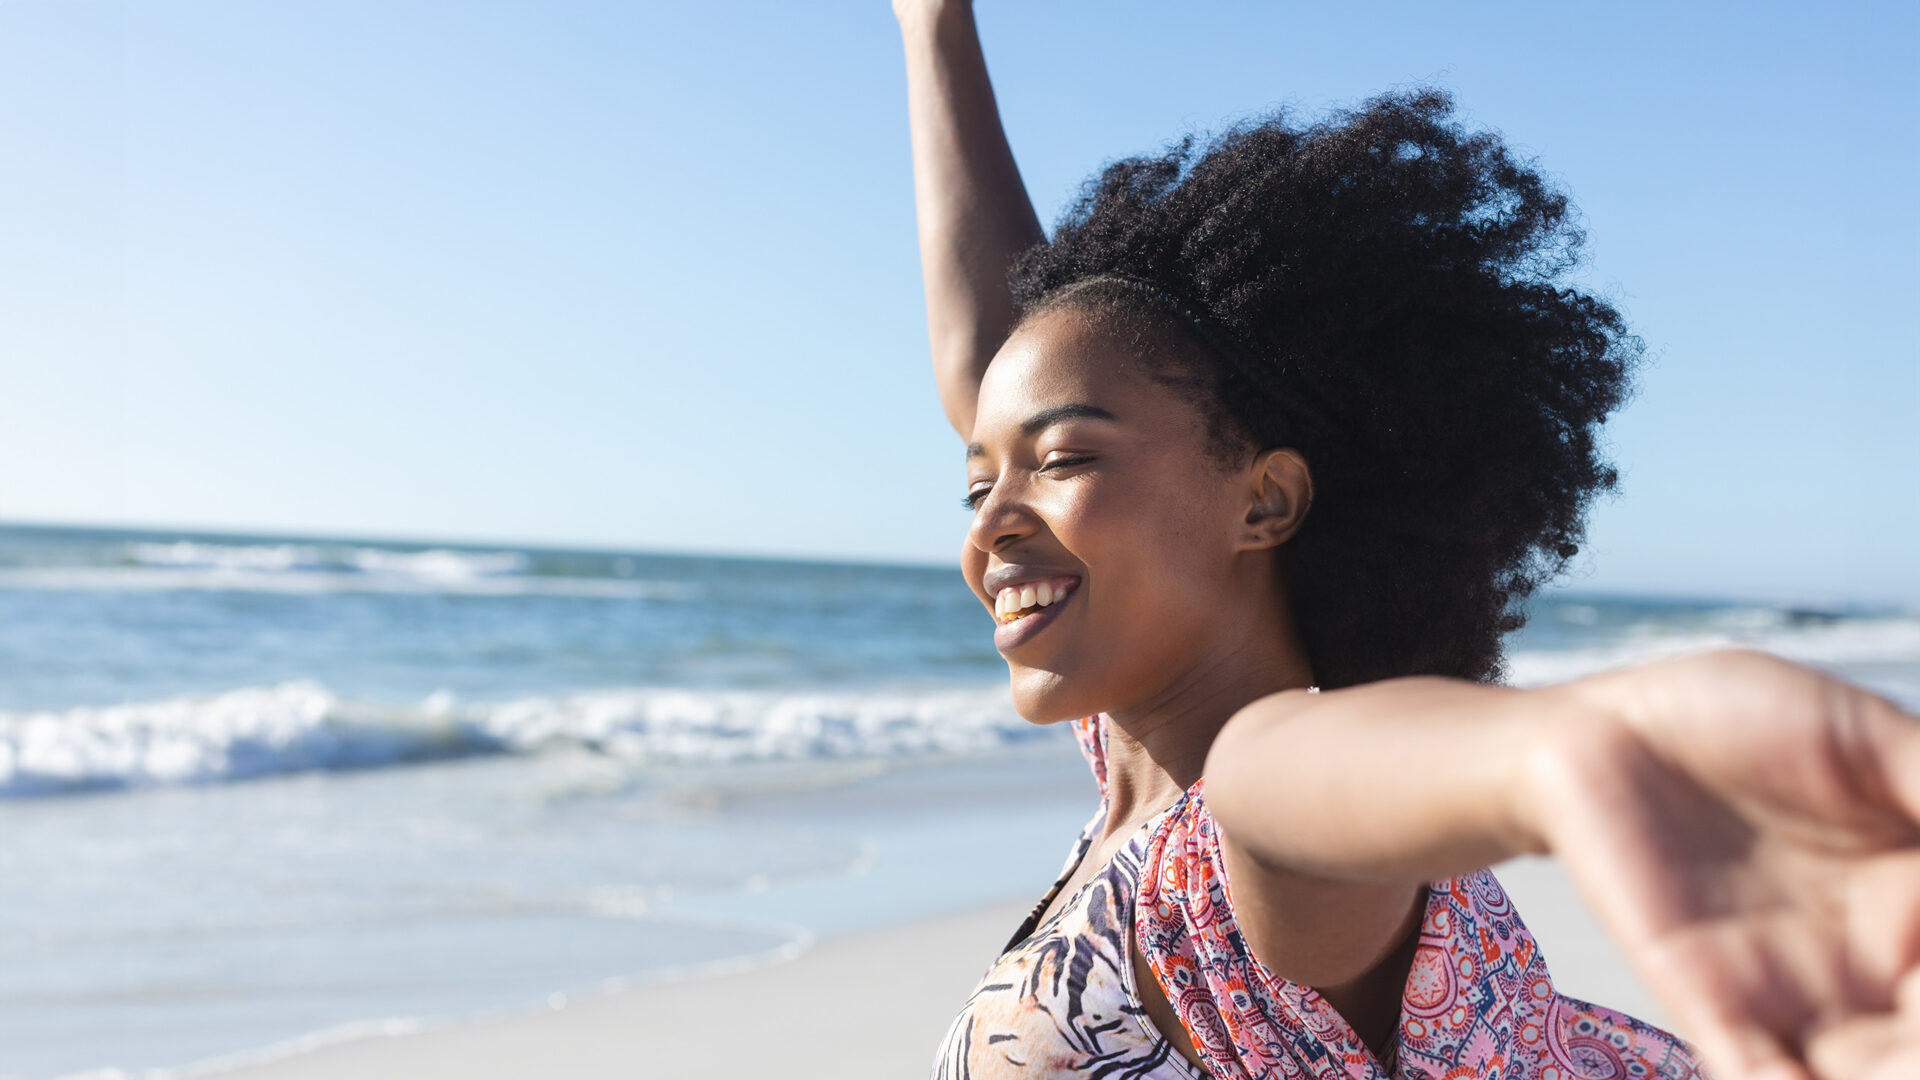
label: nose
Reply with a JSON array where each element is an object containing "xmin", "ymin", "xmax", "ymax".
[{"xmin": 966, "ymin": 480, "xmax": 1040, "ymax": 555}]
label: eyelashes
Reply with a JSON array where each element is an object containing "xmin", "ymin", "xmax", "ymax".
[{"xmin": 961, "ymin": 456, "xmax": 1096, "ymax": 512}]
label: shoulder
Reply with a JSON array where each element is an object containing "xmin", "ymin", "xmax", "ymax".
[{"xmin": 1133, "ymin": 810, "xmax": 1710, "ymax": 1079}]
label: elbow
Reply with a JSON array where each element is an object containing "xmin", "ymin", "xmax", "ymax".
[
  {"xmin": 929, "ymin": 325, "xmax": 999, "ymax": 378},
  {"xmin": 929, "ymin": 337, "xmax": 991, "ymax": 435}
]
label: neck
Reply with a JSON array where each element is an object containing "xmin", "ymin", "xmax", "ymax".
[{"xmin": 1097, "ymin": 613, "xmax": 1313, "ymax": 832}]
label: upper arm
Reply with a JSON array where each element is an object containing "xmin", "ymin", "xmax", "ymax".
[
  {"xmin": 1203, "ymin": 687, "xmax": 1430, "ymax": 1028},
  {"xmin": 1215, "ymin": 825, "xmax": 1425, "ymax": 990},
  {"xmin": 1201, "ymin": 677, "xmax": 1544, "ymax": 1033},
  {"xmin": 897, "ymin": 2, "xmax": 1044, "ymax": 440},
  {"xmin": 932, "ymin": 333, "xmax": 991, "ymax": 437}
]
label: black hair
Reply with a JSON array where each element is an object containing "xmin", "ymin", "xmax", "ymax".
[{"xmin": 1010, "ymin": 88, "xmax": 1637, "ymax": 688}]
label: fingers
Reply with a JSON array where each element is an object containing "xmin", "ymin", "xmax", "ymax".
[
  {"xmin": 1804, "ymin": 970, "xmax": 1920, "ymax": 1080},
  {"xmin": 1807, "ymin": 1016, "xmax": 1920, "ymax": 1080},
  {"xmin": 1806, "ymin": 991, "xmax": 1920, "ymax": 1080},
  {"xmin": 1638, "ymin": 932, "xmax": 1820, "ymax": 1080},
  {"xmin": 1695, "ymin": 1025, "xmax": 1816, "ymax": 1080},
  {"xmin": 1690, "ymin": 984, "xmax": 1920, "ymax": 1080},
  {"xmin": 1679, "ymin": 993, "xmax": 1817, "ymax": 1080},
  {"xmin": 1846, "ymin": 851, "xmax": 1920, "ymax": 997},
  {"xmin": 1660, "ymin": 847, "xmax": 1920, "ymax": 1080}
]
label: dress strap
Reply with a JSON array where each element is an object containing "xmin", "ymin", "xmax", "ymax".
[{"xmin": 1070, "ymin": 714, "xmax": 1110, "ymax": 800}]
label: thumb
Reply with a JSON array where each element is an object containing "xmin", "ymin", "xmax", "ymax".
[
  {"xmin": 1874, "ymin": 694, "xmax": 1920, "ymax": 828},
  {"xmin": 1806, "ymin": 1011, "xmax": 1920, "ymax": 1080},
  {"xmin": 1641, "ymin": 937, "xmax": 1816, "ymax": 1080}
]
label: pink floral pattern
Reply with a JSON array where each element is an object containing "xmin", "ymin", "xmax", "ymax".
[{"xmin": 1076, "ymin": 714, "xmax": 1709, "ymax": 1080}]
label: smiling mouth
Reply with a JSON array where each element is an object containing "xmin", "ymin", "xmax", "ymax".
[{"xmin": 993, "ymin": 578, "xmax": 1078, "ymax": 623}]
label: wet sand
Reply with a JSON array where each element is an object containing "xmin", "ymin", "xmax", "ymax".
[
  {"xmin": 213, "ymin": 856, "xmax": 1664, "ymax": 1079},
  {"xmin": 210, "ymin": 901, "xmax": 1030, "ymax": 1080}
]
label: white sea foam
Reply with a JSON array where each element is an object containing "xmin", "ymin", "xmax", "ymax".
[
  {"xmin": 127, "ymin": 540, "xmax": 529, "ymax": 579},
  {"xmin": 0, "ymin": 538, "xmax": 680, "ymax": 598},
  {"xmin": 1508, "ymin": 609, "xmax": 1920, "ymax": 694},
  {"xmin": 0, "ymin": 565, "xmax": 684, "ymax": 599},
  {"xmin": 0, "ymin": 683, "xmax": 1034, "ymax": 797},
  {"xmin": 130, "ymin": 540, "xmax": 333, "ymax": 573}
]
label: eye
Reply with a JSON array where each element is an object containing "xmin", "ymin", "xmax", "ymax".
[
  {"xmin": 1039, "ymin": 454, "xmax": 1095, "ymax": 473},
  {"xmin": 962, "ymin": 485, "xmax": 991, "ymax": 512}
]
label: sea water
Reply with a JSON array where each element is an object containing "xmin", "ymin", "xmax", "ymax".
[{"xmin": 1, "ymin": 524, "xmax": 1914, "ymax": 1079}]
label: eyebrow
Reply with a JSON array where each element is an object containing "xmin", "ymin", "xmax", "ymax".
[{"xmin": 966, "ymin": 403, "xmax": 1118, "ymax": 459}]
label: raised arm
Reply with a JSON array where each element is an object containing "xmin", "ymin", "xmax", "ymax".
[
  {"xmin": 1205, "ymin": 651, "xmax": 1920, "ymax": 1080},
  {"xmin": 894, "ymin": 0, "xmax": 1046, "ymax": 437}
]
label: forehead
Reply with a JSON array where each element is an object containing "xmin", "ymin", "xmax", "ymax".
[{"xmin": 972, "ymin": 309, "xmax": 1173, "ymax": 437}]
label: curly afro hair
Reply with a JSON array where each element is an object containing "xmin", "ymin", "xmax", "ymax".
[{"xmin": 1009, "ymin": 88, "xmax": 1638, "ymax": 689}]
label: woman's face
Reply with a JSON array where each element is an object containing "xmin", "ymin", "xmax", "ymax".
[{"xmin": 962, "ymin": 306, "xmax": 1304, "ymax": 724}]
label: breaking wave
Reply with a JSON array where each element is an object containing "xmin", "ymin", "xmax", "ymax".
[
  {"xmin": 1507, "ymin": 607, "xmax": 1920, "ymax": 705},
  {"xmin": 0, "ymin": 540, "xmax": 685, "ymax": 598},
  {"xmin": 131, "ymin": 540, "xmax": 531, "ymax": 579},
  {"xmin": 0, "ymin": 682, "xmax": 1037, "ymax": 797}
]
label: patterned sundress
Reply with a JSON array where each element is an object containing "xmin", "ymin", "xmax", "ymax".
[{"xmin": 933, "ymin": 714, "xmax": 1708, "ymax": 1080}]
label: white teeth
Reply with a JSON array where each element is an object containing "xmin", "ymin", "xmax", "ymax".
[{"xmin": 993, "ymin": 580, "xmax": 1075, "ymax": 620}]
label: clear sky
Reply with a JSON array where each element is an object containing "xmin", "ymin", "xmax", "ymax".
[{"xmin": 2, "ymin": 0, "xmax": 1915, "ymax": 603}]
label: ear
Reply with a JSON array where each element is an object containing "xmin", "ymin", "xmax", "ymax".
[{"xmin": 1233, "ymin": 448, "xmax": 1314, "ymax": 551}]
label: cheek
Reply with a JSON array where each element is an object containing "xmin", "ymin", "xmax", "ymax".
[
  {"xmin": 959, "ymin": 538, "xmax": 989, "ymax": 602},
  {"xmin": 1070, "ymin": 470, "xmax": 1235, "ymax": 593},
  {"xmin": 1057, "ymin": 471, "xmax": 1240, "ymax": 642},
  {"xmin": 996, "ymin": 478, "xmax": 1240, "ymax": 722}
]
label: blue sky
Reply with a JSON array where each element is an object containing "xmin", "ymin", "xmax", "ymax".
[{"xmin": 1, "ymin": 0, "xmax": 1914, "ymax": 603}]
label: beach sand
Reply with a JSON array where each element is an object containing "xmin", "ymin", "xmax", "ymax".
[
  {"xmin": 214, "ymin": 856, "xmax": 1663, "ymax": 1079},
  {"xmin": 213, "ymin": 901, "xmax": 1031, "ymax": 1080}
]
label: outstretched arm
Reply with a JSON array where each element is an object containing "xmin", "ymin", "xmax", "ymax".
[
  {"xmin": 1206, "ymin": 651, "xmax": 1920, "ymax": 1080},
  {"xmin": 894, "ymin": 0, "xmax": 1045, "ymax": 438}
]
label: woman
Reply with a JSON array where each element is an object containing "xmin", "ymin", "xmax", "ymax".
[{"xmin": 894, "ymin": 3, "xmax": 1920, "ymax": 1079}]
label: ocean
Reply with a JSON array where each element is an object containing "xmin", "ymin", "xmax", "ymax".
[{"xmin": 2, "ymin": 523, "xmax": 1915, "ymax": 1079}]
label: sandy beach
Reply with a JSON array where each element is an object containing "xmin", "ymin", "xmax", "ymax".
[
  {"xmin": 211, "ymin": 900, "xmax": 1031, "ymax": 1080},
  {"xmin": 212, "ymin": 857, "xmax": 1663, "ymax": 1080}
]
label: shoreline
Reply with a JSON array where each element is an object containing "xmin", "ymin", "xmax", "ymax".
[
  {"xmin": 200, "ymin": 899, "xmax": 1034, "ymax": 1080},
  {"xmin": 195, "ymin": 856, "xmax": 1664, "ymax": 1080}
]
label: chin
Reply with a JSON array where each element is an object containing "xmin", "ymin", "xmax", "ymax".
[{"xmin": 1006, "ymin": 665, "xmax": 1108, "ymax": 725}]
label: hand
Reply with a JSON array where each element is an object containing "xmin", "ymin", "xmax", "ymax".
[{"xmin": 1533, "ymin": 649, "xmax": 1920, "ymax": 1080}]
